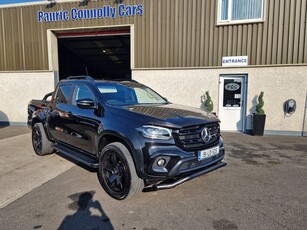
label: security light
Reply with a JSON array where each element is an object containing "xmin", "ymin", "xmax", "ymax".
[
  {"xmin": 79, "ymin": 0, "xmax": 91, "ymax": 7},
  {"xmin": 46, "ymin": 0, "xmax": 56, "ymax": 8}
]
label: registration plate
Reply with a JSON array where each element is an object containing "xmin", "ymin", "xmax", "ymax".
[{"xmin": 198, "ymin": 146, "xmax": 219, "ymax": 161}]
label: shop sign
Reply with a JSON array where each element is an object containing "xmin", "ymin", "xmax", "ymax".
[
  {"xmin": 38, "ymin": 4, "xmax": 143, "ymax": 23},
  {"xmin": 222, "ymin": 56, "xmax": 248, "ymax": 67},
  {"xmin": 225, "ymin": 83, "xmax": 240, "ymax": 91}
]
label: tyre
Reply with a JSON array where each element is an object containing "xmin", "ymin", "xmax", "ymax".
[
  {"xmin": 98, "ymin": 142, "xmax": 144, "ymax": 200},
  {"xmin": 32, "ymin": 123, "xmax": 54, "ymax": 156}
]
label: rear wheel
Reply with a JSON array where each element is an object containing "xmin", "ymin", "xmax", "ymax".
[
  {"xmin": 32, "ymin": 123, "xmax": 54, "ymax": 156},
  {"xmin": 98, "ymin": 142, "xmax": 144, "ymax": 200}
]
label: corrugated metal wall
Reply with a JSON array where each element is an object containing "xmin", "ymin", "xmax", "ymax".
[{"xmin": 0, "ymin": 0, "xmax": 306, "ymax": 71}]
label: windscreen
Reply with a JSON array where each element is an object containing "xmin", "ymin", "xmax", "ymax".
[{"xmin": 96, "ymin": 83, "xmax": 168, "ymax": 106}]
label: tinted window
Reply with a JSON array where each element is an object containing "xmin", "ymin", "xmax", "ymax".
[
  {"xmin": 55, "ymin": 84, "xmax": 73, "ymax": 104},
  {"xmin": 96, "ymin": 83, "xmax": 167, "ymax": 106},
  {"xmin": 73, "ymin": 85, "xmax": 95, "ymax": 105},
  {"xmin": 223, "ymin": 79, "xmax": 242, "ymax": 107}
]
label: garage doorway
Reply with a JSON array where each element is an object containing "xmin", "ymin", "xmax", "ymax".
[
  {"xmin": 48, "ymin": 26, "xmax": 133, "ymax": 81},
  {"xmin": 218, "ymin": 74, "xmax": 247, "ymax": 132}
]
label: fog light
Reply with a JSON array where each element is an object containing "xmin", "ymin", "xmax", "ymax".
[{"xmin": 157, "ymin": 158, "xmax": 166, "ymax": 167}]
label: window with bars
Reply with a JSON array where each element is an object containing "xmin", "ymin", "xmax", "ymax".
[{"xmin": 219, "ymin": 0, "xmax": 264, "ymax": 24}]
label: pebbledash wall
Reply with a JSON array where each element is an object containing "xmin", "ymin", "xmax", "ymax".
[
  {"xmin": 133, "ymin": 66, "xmax": 307, "ymax": 136},
  {"xmin": 0, "ymin": 71, "xmax": 55, "ymax": 126},
  {"xmin": 0, "ymin": 0, "xmax": 306, "ymax": 136}
]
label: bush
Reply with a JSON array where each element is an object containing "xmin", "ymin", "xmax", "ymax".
[
  {"xmin": 204, "ymin": 91, "xmax": 213, "ymax": 112},
  {"xmin": 256, "ymin": 91, "xmax": 265, "ymax": 115}
]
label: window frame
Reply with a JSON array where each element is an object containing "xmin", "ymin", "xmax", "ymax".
[
  {"xmin": 72, "ymin": 84, "xmax": 96, "ymax": 106},
  {"xmin": 54, "ymin": 83, "xmax": 74, "ymax": 104},
  {"xmin": 217, "ymin": 0, "xmax": 265, "ymax": 25}
]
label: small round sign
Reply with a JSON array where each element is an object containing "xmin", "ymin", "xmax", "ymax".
[{"xmin": 225, "ymin": 83, "xmax": 240, "ymax": 91}]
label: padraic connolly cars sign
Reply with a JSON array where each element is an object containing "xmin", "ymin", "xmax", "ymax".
[{"xmin": 37, "ymin": 3, "xmax": 143, "ymax": 23}]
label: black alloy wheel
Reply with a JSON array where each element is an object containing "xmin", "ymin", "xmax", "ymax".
[
  {"xmin": 98, "ymin": 142, "xmax": 144, "ymax": 200},
  {"xmin": 32, "ymin": 123, "xmax": 54, "ymax": 156},
  {"xmin": 32, "ymin": 124, "xmax": 42, "ymax": 154},
  {"xmin": 102, "ymin": 151, "xmax": 130, "ymax": 195}
]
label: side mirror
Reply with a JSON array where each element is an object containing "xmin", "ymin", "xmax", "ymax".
[{"xmin": 76, "ymin": 99, "xmax": 96, "ymax": 109}]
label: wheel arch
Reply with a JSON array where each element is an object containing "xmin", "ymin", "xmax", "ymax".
[
  {"xmin": 31, "ymin": 110, "xmax": 46, "ymax": 126},
  {"xmin": 97, "ymin": 131, "xmax": 145, "ymax": 179},
  {"xmin": 31, "ymin": 117, "xmax": 41, "ymax": 127},
  {"xmin": 32, "ymin": 122, "xmax": 55, "ymax": 155},
  {"xmin": 31, "ymin": 112, "xmax": 52, "ymax": 141}
]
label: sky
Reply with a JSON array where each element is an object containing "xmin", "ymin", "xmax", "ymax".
[{"xmin": 0, "ymin": 0, "xmax": 44, "ymax": 5}]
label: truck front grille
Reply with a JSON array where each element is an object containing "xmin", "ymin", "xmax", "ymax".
[{"xmin": 173, "ymin": 123, "xmax": 220, "ymax": 151}]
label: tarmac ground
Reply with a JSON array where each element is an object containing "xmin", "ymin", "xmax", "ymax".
[
  {"xmin": 0, "ymin": 126, "xmax": 306, "ymax": 230},
  {"xmin": 0, "ymin": 125, "xmax": 30, "ymax": 140}
]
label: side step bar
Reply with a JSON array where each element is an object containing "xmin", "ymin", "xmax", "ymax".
[
  {"xmin": 52, "ymin": 143, "xmax": 99, "ymax": 169},
  {"xmin": 150, "ymin": 161, "xmax": 227, "ymax": 191}
]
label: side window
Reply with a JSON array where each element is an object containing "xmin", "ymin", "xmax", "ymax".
[
  {"xmin": 55, "ymin": 84, "xmax": 73, "ymax": 104},
  {"xmin": 218, "ymin": 0, "xmax": 264, "ymax": 24},
  {"xmin": 73, "ymin": 85, "xmax": 95, "ymax": 105}
]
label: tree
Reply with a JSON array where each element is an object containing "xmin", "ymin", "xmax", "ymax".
[
  {"xmin": 204, "ymin": 91, "xmax": 213, "ymax": 112},
  {"xmin": 256, "ymin": 91, "xmax": 265, "ymax": 115}
]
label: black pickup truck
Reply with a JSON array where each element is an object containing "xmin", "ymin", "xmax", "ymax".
[{"xmin": 28, "ymin": 76, "xmax": 226, "ymax": 200}]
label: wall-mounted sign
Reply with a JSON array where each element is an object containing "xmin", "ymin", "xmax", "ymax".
[
  {"xmin": 222, "ymin": 56, "xmax": 248, "ymax": 67},
  {"xmin": 38, "ymin": 4, "xmax": 143, "ymax": 23},
  {"xmin": 225, "ymin": 83, "xmax": 240, "ymax": 91}
]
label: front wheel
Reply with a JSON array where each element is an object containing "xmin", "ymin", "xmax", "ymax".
[
  {"xmin": 98, "ymin": 142, "xmax": 144, "ymax": 200},
  {"xmin": 32, "ymin": 123, "xmax": 54, "ymax": 156}
]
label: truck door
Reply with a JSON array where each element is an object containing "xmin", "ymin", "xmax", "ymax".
[
  {"xmin": 65, "ymin": 84, "xmax": 100, "ymax": 154},
  {"xmin": 48, "ymin": 83, "xmax": 74, "ymax": 144}
]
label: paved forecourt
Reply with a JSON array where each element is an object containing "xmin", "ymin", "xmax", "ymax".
[{"xmin": 0, "ymin": 132, "xmax": 74, "ymax": 209}]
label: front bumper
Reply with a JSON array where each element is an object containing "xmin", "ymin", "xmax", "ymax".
[
  {"xmin": 145, "ymin": 138, "xmax": 225, "ymax": 178},
  {"xmin": 149, "ymin": 161, "xmax": 227, "ymax": 190}
]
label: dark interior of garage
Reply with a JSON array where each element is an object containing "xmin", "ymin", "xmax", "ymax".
[{"xmin": 58, "ymin": 34, "xmax": 131, "ymax": 80}]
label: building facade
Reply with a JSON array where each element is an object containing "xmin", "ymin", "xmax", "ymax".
[{"xmin": 0, "ymin": 0, "xmax": 306, "ymax": 136}]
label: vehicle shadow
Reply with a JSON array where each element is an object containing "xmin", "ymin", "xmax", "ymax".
[{"xmin": 58, "ymin": 191, "xmax": 113, "ymax": 230}]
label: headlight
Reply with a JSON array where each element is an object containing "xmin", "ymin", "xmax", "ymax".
[{"xmin": 136, "ymin": 125, "xmax": 172, "ymax": 140}]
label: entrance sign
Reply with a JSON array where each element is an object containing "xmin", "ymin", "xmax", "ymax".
[
  {"xmin": 222, "ymin": 56, "xmax": 248, "ymax": 67},
  {"xmin": 38, "ymin": 4, "xmax": 143, "ymax": 22}
]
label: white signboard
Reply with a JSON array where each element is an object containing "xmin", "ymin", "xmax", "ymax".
[{"xmin": 222, "ymin": 56, "xmax": 248, "ymax": 67}]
